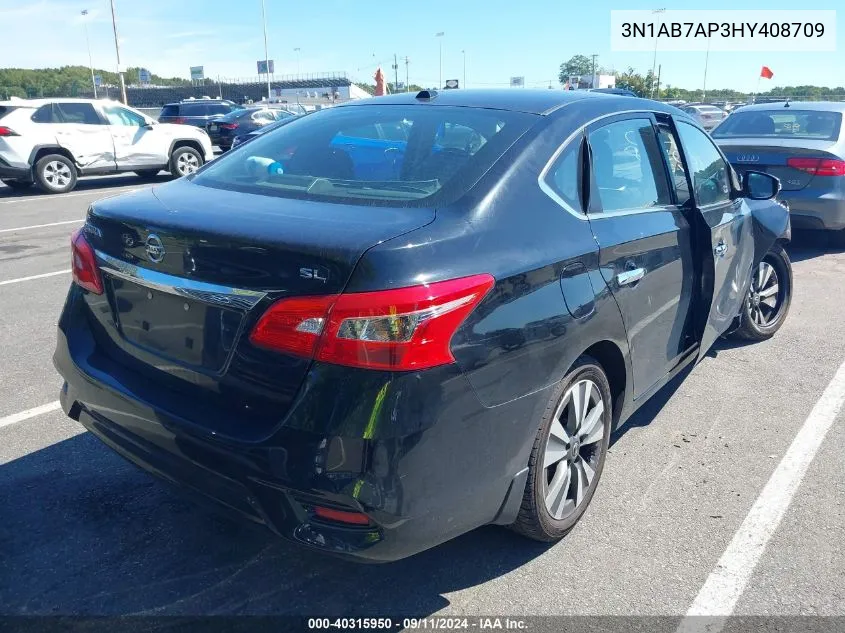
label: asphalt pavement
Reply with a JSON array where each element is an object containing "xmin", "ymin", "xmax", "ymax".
[{"xmin": 0, "ymin": 175, "xmax": 843, "ymax": 630}]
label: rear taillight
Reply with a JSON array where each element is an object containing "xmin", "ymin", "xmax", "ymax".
[
  {"xmin": 249, "ymin": 274, "xmax": 495, "ymax": 371},
  {"xmin": 786, "ymin": 157, "xmax": 845, "ymax": 177},
  {"xmin": 219, "ymin": 122, "xmax": 239, "ymax": 130},
  {"xmin": 0, "ymin": 126, "xmax": 18, "ymax": 137},
  {"xmin": 70, "ymin": 228, "xmax": 103, "ymax": 294},
  {"xmin": 313, "ymin": 506, "xmax": 371, "ymax": 526},
  {"xmin": 172, "ymin": 117, "xmax": 187, "ymax": 124}
]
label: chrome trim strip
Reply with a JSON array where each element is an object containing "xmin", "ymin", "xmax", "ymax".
[{"xmin": 95, "ymin": 250, "xmax": 267, "ymax": 311}]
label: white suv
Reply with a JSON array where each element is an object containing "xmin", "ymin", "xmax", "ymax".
[{"xmin": 0, "ymin": 98, "xmax": 214, "ymax": 193}]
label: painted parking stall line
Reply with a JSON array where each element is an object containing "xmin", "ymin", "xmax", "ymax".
[
  {"xmin": 677, "ymin": 357, "xmax": 845, "ymax": 633},
  {"xmin": 0, "ymin": 269, "xmax": 71, "ymax": 286},
  {"xmin": 0, "ymin": 185, "xmax": 146, "ymax": 205},
  {"xmin": 0, "ymin": 401, "xmax": 61, "ymax": 430},
  {"xmin": 0, "ymin": 219, "xmax": 84, "ymax": 234}
]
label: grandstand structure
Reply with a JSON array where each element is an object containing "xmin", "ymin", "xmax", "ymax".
[{"xmin": 79, "ymin": 73, "xmax": 368, "ymax": 108}]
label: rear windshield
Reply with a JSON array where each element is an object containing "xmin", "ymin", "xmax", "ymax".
[
  {"xmin": 0, "ymin": 105, "xmax": 21, "ymax": 119},
  {"xmin": 160, "ymin": 105, "xmax": 179, "ymax": 117},
  {"xmin": 713, "ymin": 110, "xmax": 843, "ymax": 141},
  {"xmin": 192, "ymin": 105, "xmax": 537, "ymax": 205}
]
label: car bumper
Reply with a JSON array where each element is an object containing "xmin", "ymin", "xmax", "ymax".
[
  {"xmin": 53, "ymin": 287, "xmax": 536, "ymax": 561},
  {"xmin": 0, "ymin": 156, "xmax": 31, "ymax": 181},
  {"xmin": 778, "ymin": 190, "xmax": 845, "ymax": 231}
]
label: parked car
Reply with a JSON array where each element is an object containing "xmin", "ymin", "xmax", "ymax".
[
  {"xmin": 587, "ymin": 88, "xmax": 639, "ymax": 97},
  {"xmin": 230, "ymin": 112, "xmax": 306, "ymax": 149},
  {"xmin": 54, "ymin": 89, "xmax": 791, "ymax": 562},
  {"xmin": 0, "ymin": 98, "xmax": 213, "ymax": 193},
  {"xmin": 681, "ymin": 104, "xmax": 728, "ymax": 130},
  {"xmin": 158, "ymin": 98, "xmax": 242, "ymax": 129},
  {"xmin": 713, "ymin": 101, "xmax": 845, "ymax": 238},
  {"xmin": 208, "ymin": 107, "xmax": 295, "ymax": 151}
]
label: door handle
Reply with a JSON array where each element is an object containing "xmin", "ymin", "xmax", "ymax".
[
  {"xmin": 617, "ymin": 267, "xmax": 645, "ymax": 286},
  {"xmin": 714, "ymin": 240, "xmax": 728, "ymax": 257}
]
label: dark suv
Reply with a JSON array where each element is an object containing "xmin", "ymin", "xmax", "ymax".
[{"xmin": 158, "ymin": 99, "xmax": 242, "ymax": 128}]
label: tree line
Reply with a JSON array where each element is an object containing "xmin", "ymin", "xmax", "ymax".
[
  {"xmin": 559, "ymin": 54, "xmax": 845, "ymax": 101},
  {"xmin": 0, "ymin": 66, "xmax": 192, "ymax": 100}
]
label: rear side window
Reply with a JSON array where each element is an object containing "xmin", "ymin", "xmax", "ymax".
[
  {"xmin": 54, "ymin": 103, "xmax": 102, "ymax": 124},
  {"xmin": 0, "ymin": 105, "xmax": 21, "ymax": 120},
  {"xmin": 544, "ymin": 138, "xmax": 583, "ymax": 213},
  {"xmin": 193, "ymin": 105, "xmax": 536, "ymax": 205},
  {"xmin": 160, "ymin": 105, "xmax": 179, "ymax": 117},
  {"xmin": 713, "ymin": 110, "xmax": 843, "ymax": 141},
  {"xmin": 588, "ymin": 118, "xmax": 671, "ymax": 212}
]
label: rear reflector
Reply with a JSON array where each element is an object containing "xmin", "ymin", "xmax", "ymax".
[
  {"xmin": 786, "ymin": 157, "xmax": 845, "ymax": 177},
  {"xmin": 70, "ymin": 228, "xmax": 103, "ymax": 294},
  {"xmin": 0, "ymin": 126, "xmax": 18, "ymax": 137},
  {"xmin": 313, "ymin": 506, "xmax": 371, "ymax": 526},
  {"xmin": 249, "ymin": 274, "xmax": 495, "ymax": 371}
]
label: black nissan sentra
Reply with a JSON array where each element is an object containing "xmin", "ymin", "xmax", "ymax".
[{"xmin": 55, "ymin": 90, "xmax": 792, "ymax": 561}]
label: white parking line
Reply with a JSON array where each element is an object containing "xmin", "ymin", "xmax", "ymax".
[
  {"xmin": 0, "ymin": 219, "xmax": 84, "ymax": 234},
  {"xmin": 0, "ymin": 401, "xmax": 61, "ymax": 430},
  {"xmin": 0, "ymin": 186, "xmax": 145, "ymax": 205},
  {"xmin": 677, "ymin": 358, "xmax": 845, "ymax": 633},
  {"xmin": 0, "ymin": 269, "xmax": 71, "ymax": 286}
]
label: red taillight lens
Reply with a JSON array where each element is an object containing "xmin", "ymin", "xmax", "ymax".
[
  {"xmin": 249, "ymin": 274, "xmax": 495, "ymax": 371},
  {"xmin": 0, "ymin": 126, "xmax": 18, "ymax": 137},
  {"xmin": 70, "ymin": 228, "xmax": 103, "ymax": 294},
  {"xmin": 172, "ymin": 117, "xmax": 187, "ymax": 124},
  {"xmin": 219, "ymin": 122, "xmax": 239, "ymax": 130},
  {"xmin": 786, "ymin": 157, "xmax": 845, "ymax": 177},
  {"xmin": 313, "ymin": 506, "xmax": 371, "ymax": 526}
]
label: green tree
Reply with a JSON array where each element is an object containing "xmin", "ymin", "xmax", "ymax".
[{"xmin": 558, "ymin": 55, "xmax": 594, "ymax": 84}]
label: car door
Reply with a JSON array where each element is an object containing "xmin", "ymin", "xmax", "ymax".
[
  {"xmin": 101, "ymin": 104, "xmax": 167, "ymax": 169},
  {"xmin": 672, "ymin": 118, "xmax": 755, "ymax": 356},
  {"xmin": 51, "ymin": 102, "xmax": 115, "ymax": 170},
  {"xmin": 585, "ymin": 113, "xmax": 698, "ymax": 400}
]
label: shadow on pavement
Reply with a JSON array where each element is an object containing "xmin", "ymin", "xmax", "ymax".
[
  {"xmin": 785, "ymin": 229, "xmax": 845, "ymax": 263},
  {"xmin": 0, "ymin": 431, "xmax": 552, "ymax": 616},
  {"xmin": 0, "ymin": 174, "xmax": 172, "ymax": 199}
]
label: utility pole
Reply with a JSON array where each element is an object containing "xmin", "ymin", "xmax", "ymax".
[
  {"xmin": 702, "ymin": 38, "xmax": 711, "ymax": 101},
  {"xmin": 650, "ymin": 8, "xmax": 666, "ymax": 98},
  {"xmin": 392, "ymin": 53, "xmax": 399, "ymax": 92},
  {"xmin": 260, "ymin": 0, "xmax": 271, "ymax": 101},
  {"xmin": 436, "ymin": 32, "xmax": 444, "ymax": 89},
  {"xmin": 656, "ymin": 64, "xmax": 662, "ymax": 100},
  {"xmin": 405, "ymin": 56, "xmax": 410, "ymax": 91},
  {"xmin": 462, "ymin": 49, "xmax": 466, "ymax": 88},
  {"xmin": 591, "ymin": 53, "xmax": 598, "ymax": 88},
  {"xmin": 109, "ymin": 0, "xmax": 127, "ymax": 103},
  {"xmin": 81, "ymin": 10, "xmax": 97, "ymax": 98}
]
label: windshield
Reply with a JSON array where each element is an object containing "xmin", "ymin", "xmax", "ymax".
[
  {"xmin": 193, "ymin": 104, "xmax": 536, "ymax": 205},
  {"xmin": 713, "ymin": 109, "xmax": 843, "ymax": 141}
]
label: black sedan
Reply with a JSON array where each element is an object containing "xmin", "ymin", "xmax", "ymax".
[
  {"xmin": 55, "ymin": 90, "xmax": 791, "ymax": 562},
  {"xmin": 206, "ymin": 107, "xmax": 295, "ymax": 150}
]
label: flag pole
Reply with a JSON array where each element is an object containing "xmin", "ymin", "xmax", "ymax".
[{"xmin": 753, "ymin": 75, "xmax": 761, "ymax": 104}]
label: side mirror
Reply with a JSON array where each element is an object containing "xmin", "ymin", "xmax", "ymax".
[{"xmin": 743, "ymin": 170, "xmax": 781, "ymax": 200}]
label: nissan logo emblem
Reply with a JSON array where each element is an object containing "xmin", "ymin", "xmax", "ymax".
[{"xmin": 145, "ymin": 234, "xmax": 165, "ymax": 263}]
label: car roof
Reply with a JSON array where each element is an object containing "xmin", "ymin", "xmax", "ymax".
[
  {"xmin": 165, "ymin": 99, "xmax": 236, "ymax": 106},
  {"xmin": 735, "ymin": 101, "xmax": 845, "ymax": 113},
  {"xmin": 0, "ymin": 97, "xmax": 122, "ymax": 108},
  {"xmin": 337, "ymin": 88, "xmax": 673, "ymax": 116}
]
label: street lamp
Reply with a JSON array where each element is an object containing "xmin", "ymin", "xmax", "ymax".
[
  {"xmin": 294, "ymin": 47, "xmax": 301, "ymax": 76},
  {"xmin": 260, "ymin": 0, "xmax": 271, "ymax": 101},
  {"xmin": 702, "ymin": 37, "xmax": 711, "ymax": 101},
  {"xmin": 650, "ymin": 8, "xmax": 666, "ymax": 98},
  {"xmin": 462, "ymin": 49, "xmax": 466, "ymax": 88},
  {"xmin": 436, "ymin": 32, "xmax": 444, "ymax": 90},
  {"xmin": 108, "ymin": 0, "xmax": 127, "ymax": 104},
  {"xmin": 80, "ymin": 10, "xmax": 97, "ymax": 98}
]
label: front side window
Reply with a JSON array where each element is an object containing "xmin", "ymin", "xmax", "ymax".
[
  {"xmin": 712, "ymin": 109, "xmax": 842, "ymax": 141},
  {"xmin": 676, "ymin": 121, "xmax": 732, "ymax": 206},
  {"xmin": 193, "ymin": 105, "xmax": 536, "ymax": 205},
  {"xmin": 207, "ymin": 103, "xmax": 233, "ymax": 115},
  {"xmin": 54, "ymin": 103, "xmax": 101, "ymax": 125},
  {"xmin": 103, "ymin": 106, "xmax": 145, "ymax": 127},
  {"xmin": 588, "ymin": 118, "xmax": 671, "ymax": 212}
]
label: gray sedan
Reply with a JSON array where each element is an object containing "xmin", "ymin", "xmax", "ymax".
[
  {"xmin": 713, "ymin": 101, "xmax": 845, "ymax": 237},
  {"xmin": 681, "ymin": 104, "xmax": 728, "ymax": 131}
]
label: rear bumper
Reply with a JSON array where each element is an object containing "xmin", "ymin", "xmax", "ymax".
[
  {"xmin": 53, "ymin": 286, "xmax": 535, "ymax": 561},
  {"xmin": 779, "ymin": 189, "xmax": 845, "ymax": 231},
  {"xmin": 0, "ymin": 155, "xmax": 31, "ymax": 181}
]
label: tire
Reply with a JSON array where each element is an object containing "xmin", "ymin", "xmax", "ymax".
[
  {"xmin": 34, "ymin": 154, "xmax": 77, "ymax": 193},
  {"xmin": 168, "ymin": 146, "xmax": 203, "ymax": 177},
  {"xmin": 511, "ymin": 356, "xmax": 612, "ymax": 542},
  {"xmin": 1, "ymin": 179, "xmax": 33, "ymax": 190},
  {"xmin": 732, "ymin": 242, "xmax": 793, "ymax": 341},
  {"xmin": 134, "ymin": 169, "xmax": 160, "ymax": 179}
]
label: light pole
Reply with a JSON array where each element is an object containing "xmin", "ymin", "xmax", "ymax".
[
  {"xmin": 702, "ymin": 38, "xmax": 711, "ymax": 101},
  {"xmin": 294, "ymin": 47, "xmax": 301, "ymax": 76},
  {"xmin": 81, "ymin": 10, "xmax": 97, "ymax": 98},
  {"xmin": 260, "ymin": 0, "xmax": 271, "ymax": 101},
  {"xmin": 108, "ymin": 0, "xmax": 127, "ymax": 104},
  {"xmin": 650, "ymin": 8, "xmax": 666, "ymax": 98},
  {"xmin": 462, "ymin": 49, "xmax": 466, "ymax": 88},
  {"xmin": 436, "ymin": 32, "xmax": 444, "ymax": 89}
]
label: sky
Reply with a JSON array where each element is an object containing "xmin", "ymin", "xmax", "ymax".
[{"xmin": 0, "ymin": 0, "xmax": 842, "ymax": 93}]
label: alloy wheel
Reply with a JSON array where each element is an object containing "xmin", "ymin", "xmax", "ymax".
[
  {"xmin": 176, "ymin": 153, "xmax": 200, "ymax": 175},
  {"xmin": 747, "ymin": 260, "xmax": 781, "ymax": 327},
  {"xmin": 543, "ymin": 379, "xmax": 605, "ymax": 521},
  {"xmin": 44, "ymin": 161, "xmax": 72, "ymax": 189}
]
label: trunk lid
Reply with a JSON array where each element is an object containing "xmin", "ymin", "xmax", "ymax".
[
  {"xmin": 716, "ymin": 137, "xmax": 840, "ymax": 191},
  {"xmin": 81, "ymin": 179, "xmax": 434, "ymax": 435}
]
